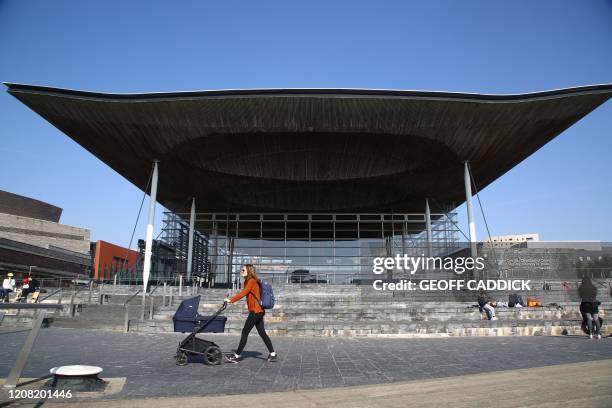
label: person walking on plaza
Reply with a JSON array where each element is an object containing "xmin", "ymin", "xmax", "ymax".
[
  {"xmin": 1, "ymin": 272, "xmax": 16, "ymax": 302},
  {"xmin": 224, "ymin": 264, "xmax": 277, "ymax": 363},
  {"xmin": 578, "ymin": 277, "xmax": 601, "ymax": 339}
]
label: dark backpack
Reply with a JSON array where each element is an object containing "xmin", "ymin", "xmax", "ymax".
[{"xmin": 257, "ymin": 280, "xmax": 275, "ymax": 309}]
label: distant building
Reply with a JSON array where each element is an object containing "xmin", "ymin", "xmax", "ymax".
[
  {"xmin": 91, "ymin": 240, "xmax": 139, "ymax": 281},
  {"xmin": 484, "ymin": 233, "xmax": 540, "ymax": 248},
  {"xmin": 0, "ymin": 190, "xmax": 91, "ymax": 278},
  {"xmin": 522, "ymin": 241, "xmax": 602, "ymax": 251}
]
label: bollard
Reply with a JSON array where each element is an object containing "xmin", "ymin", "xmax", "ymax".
[
  {"xmin": 162, "ymin": 282, "xmax": 167, "ymax": 307},
  {"xmin": 179, "ymin": 275, "xmax": 183, "ymax": 297},
  {"xmin": 124, "ymin": 307, "xmax": 129, "ymax": 332},
  {"xmin": 149, "ymin": 294, "xmax": 155, "ymax": 320},
  {"xmin": 99, "ymin": 282, "xmax": 105, "ymax": 304},
  {"xmin": 88, "ymin": 281, "xmax": 93, "ymax": 304},
  {"xmin": 69, "ymin": 293, "xmax": 76, "ymax": 317},
  {"xmin": 140, "ymin": 292, "xmax": 146, "ymax": 321},
  {"xmin": 169, "ymin": 287, "xmax": 173, "ymax": 307},
  {"xmin": 113, "ymin": 275, "xmax": 117, "ymax": 296},
  {"xmin": 57, "ymin": 290, "xmax": 63, "ymax": 305}
]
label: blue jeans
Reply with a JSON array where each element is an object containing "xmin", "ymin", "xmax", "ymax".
[{"xmin": 480, "ymin": 304, "xmax": 495, "ymax": 319}]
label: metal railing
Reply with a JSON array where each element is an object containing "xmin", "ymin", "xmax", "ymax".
[
  {"xmin": 37, "ymin": 288, "xmax": 62, "ymax": 303},
  {"xmin": 123, "ymin": 289, "xmax": 142, "ymax": 332},
  {"xmin": 0, "ymin": 303, "xmax": 63, "ymax": 389}
]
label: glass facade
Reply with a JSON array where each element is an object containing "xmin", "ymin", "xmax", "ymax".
[{"xmin": 164, "ymin": 212, "xmax": 460, "ymax": 285}]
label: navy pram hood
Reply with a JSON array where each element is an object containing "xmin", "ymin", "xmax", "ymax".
[
  {"xmin": 173, "ymin": 295, "xmax": 202, "ymax": 321},
  {"xmin": 172, "ymin": 295, "xmax": 227, "ymax": 333}
]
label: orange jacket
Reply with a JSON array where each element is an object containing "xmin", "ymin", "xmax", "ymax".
[{"xmin": 229, "ymin": 278, "xmax": 264, "ymax": 313}]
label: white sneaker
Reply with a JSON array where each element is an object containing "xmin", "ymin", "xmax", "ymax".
[
  {"xmin": 491, "ymin": 317, "xmax": 498, "ymax": 321},
  {"xmin": 589, "ymin": 334, "xmax": 593, "ymax": 339},
  {"xmin": 597, "ymin": 334, "xmax": 602, "ymax": 340}
]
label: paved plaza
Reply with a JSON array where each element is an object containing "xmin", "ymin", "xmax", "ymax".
[{"xmin": 0, "ymin": 328, "xmax": 611, "ymax": 404}]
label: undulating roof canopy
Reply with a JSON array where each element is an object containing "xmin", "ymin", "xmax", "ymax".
[{"xmin": 5, "ymin": 83, "xmax": 612, "ymax": 214}]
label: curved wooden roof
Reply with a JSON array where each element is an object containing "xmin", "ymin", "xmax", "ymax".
[{"xmin": 5, "ymin": 83, "xmax": 612, "ymax": 213}]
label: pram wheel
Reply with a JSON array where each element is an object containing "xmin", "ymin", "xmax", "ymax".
[
  {"xmin": 204, "ymin": 346, "xmax": 222, "ymax": 365},
  {"xmin": 175, "ymin": 351, "xmax": 188, "ymax": 366}
]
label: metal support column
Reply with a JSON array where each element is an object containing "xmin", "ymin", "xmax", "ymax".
[
  {"xmin": 425, "ymin": 198, "xmax": 433, "ymax": 256},
  {"xmin": 464, "ymin": 162, "xmax": 478, "ymax": 259},
  {"xmin": 143, "ymin": 160, "xmax": 159, "ymax": 294},
  {"xmin": 186, "ymin": 197, "xmax": 196, "ymax": 280}
]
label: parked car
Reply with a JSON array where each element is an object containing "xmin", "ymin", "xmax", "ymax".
[{"xmin": 290, "ymin": 269, "xmax": 313, "ymax": 283}]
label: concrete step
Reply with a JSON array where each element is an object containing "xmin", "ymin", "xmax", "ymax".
[
  {"xmin": 128, "ymin": 317, "xmax": 612, "ymax": 337},
  {"xmin": 152, "ymin": 308, "xmax": 588, "ymax": 323}
]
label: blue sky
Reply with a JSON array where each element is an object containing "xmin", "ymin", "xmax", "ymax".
[{"xmin": 1, "ymin": 0, "xmax": 611, "ymax": 247}]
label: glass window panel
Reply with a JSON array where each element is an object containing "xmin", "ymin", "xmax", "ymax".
[
  {"xmin": 263, "ymin": 214, "xmax": 285, "ymax": 220},
  {"xmin": 261, "ymin": 229, "xmax": 284, "ymax": 240},
  {"xmin": 311, "ymin": 247, "xmax": 333, "ymax": 256},
  {"xmin": 359, "ymin": 230, "xmax": 382, "ymax": 239},
  {"xmin": 335, "ymin": 222, "xmax": 358, "ymax": 230},
  {"xmin": 286, "ymin": 222, "xmax": 309, "ymax": 230},
  {"xmin": 334, "ymin": 240, "xmax": 360, "ymax": 248},
  {"xmin": 238, "ymin": 214, "xmax": 260, "ymax": 221},
  {"xmin": 335, "ymin": 247, "xmax": 359, "ymax": 257},
  {"xmin": 286, "ymin": 230, "xmax": 309, "ymax": 240},
  {"xmin": 286, "ymin": 246, "xmax": 309, "ymax": 256},
  {"xmin": 286, "ymin": 240, "xmax": 310, "ymax": 248},
  {"xmin": 311, "ymin": 230, "xmax": 333, "ymax": 239},
  {"xmin": 336, "ymin": 230, "xmax": 358, "ymax": 240}
]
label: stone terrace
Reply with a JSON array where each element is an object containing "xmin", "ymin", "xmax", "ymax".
[{"xmin": 6, "ymin": 279, "xmax": 606, "ymax": 337}]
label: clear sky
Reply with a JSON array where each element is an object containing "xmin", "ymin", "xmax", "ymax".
[{"xmin": 1, "ymin": 0, "xmax": 611, "ymax": 247}]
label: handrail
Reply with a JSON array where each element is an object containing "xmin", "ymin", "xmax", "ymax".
[
  {"xmin": 124, "ymin": 289, "xmax": 142, "ymax": 307},
  {"xmin": 147, "ymin": 285, "xmax": 160, "ymax": 320},
  {"xmin": 37, "ymin": 288, "xmax": 62, "ymax": 303},
  {"xmin": 0, "ymin": 303, "xmax": 63, "ymax": 310},
  {"xmin": 124, "ymin": 289, "xmax": 142, "ymax": 332}
]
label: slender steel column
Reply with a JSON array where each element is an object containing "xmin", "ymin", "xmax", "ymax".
[
  {"xmin": 186, "ymin": 197, "xmax": 196, "ymax": 279},
  {"xmin": 464, "ymin": 162, "xmax": 478, "ymax": 259},
  {"xmin": 425, "ymin": 198, "xmax": 433, "ymax": 256},
  {"xmin": 142, "ymin": 161, "xmax": 159, "ymax": 293}
]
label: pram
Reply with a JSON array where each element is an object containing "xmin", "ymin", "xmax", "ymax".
[{"xmin": 173, "ymin": 295, "xmax": 228, "ymax": 366}]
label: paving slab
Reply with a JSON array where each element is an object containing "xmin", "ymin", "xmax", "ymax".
[
  {"xmin": 2, "ymin": 359, "xmax": 611, "ymax": 407},
  {"xmin": 0, "ymin": 328, "xmax": 611, "ymax": 403}
]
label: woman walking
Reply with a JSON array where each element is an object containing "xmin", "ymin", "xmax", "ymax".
[
  {"xmin": 578, "ymin": 277, "xmax": 601, "ymax": 340},
  {"xmin": 224, "ymin": 264, "xmax": 277, "ymax": 362}
]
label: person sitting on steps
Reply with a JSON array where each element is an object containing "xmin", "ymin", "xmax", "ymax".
[{"xmin": 477, "ymin": 290, "xmax": 497, "ymax": 321}]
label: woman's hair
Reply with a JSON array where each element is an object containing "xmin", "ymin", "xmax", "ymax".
[
  {"xmin": 580, "ymin": 276, "xmax": 594, "ymax": 288},
  {"xmin": 243, "ymin": 264, "xmax": 260, "ymax": 282}
]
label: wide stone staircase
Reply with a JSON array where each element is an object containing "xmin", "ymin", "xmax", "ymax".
[
  {"xmin": 129, "ymin": 281, "xmax": 611, "ymax": 337},
  {"xmin": 3, "ymin": 280, "xmax": 610, "ymax": 337}
]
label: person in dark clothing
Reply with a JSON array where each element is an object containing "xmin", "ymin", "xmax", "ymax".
[
  {"xmin": 224, "ymin": 264, "xmax": 277, "ymax": 363},
  {"xmin": 477, "ymin": 290, "xmax": 496, "ymax": 320},
  {"xmin": 578, "ymin": 277, "xmax": 601, "ymax": 339}
]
